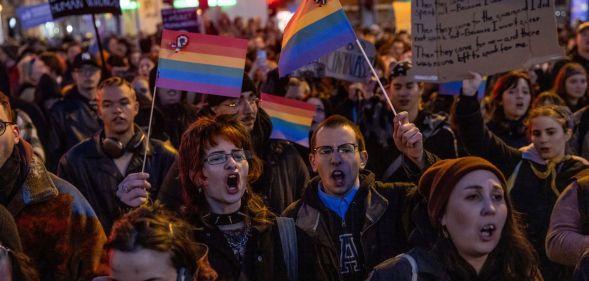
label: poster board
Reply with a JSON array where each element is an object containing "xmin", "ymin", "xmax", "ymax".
[{"xmin": 410, "ymin": 0, "xmax": 563, "ymax": 82}]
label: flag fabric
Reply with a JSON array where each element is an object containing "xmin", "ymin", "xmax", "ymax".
[
  {"xmin": 279, "ymin": 0, "xmax": 356, "ymax": 77},
  {"xmin": 260, "ymin": 93, "xmax": 317, "ymax": 147},
  {"xmin": 156, "ymin": 29, "xmax": 248, "ymax": 97}
]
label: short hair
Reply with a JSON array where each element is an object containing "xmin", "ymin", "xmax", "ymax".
[
  {"xmin": 97, "ymin": 76, "xmax": 136, "ymax": 101},
  {"xmin": 0, "ymin": 91, "xmax": 13, "ymax": 121},
  {"xmin": 310, "ymin": 115, "xmax": 366, "ymax": 151},
  {"xmin": 105, "ymin": 203, "xmax": 205, "ymax": 276}
]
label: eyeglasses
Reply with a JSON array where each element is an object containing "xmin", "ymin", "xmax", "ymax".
[
  {"xmin": 0, "ymin": 120, "xmax": 15, "ymax": 136},
  {"xmin": 204, "ymin": 150, "xmax": 251, "ymax": 165},
  {"xmin": 221, "ymin": 96, "xmax": 260, "ymax": 109},
  {"xmin": 313, "ymin": 143, "xmax": 358, "ymax": 157}
]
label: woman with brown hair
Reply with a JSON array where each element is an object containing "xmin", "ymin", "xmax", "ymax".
[
  {"xmin": 177, "ymin": 115, "xmax": 327, "ymax": 281},
  {"xmin": 551, "ymin": 62, "xmax": 588, "ymax": 112},
  {"xmin": 367, "ymin": 157, "xmax": 542, "ymax": 281}
]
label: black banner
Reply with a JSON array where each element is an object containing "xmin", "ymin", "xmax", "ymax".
[{"xmin": 49, "ymin": 0, "xmax": 121, "ymax": 19}]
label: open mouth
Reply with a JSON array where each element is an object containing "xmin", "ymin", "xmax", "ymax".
[
  {"xmin": 539, "ymin": 147, "xmax": 550, "ymax": 154},
  {"xmin": 331, "ymin": 170, "xmax": 345, "ymax": 187},
  {"xmin": 515, "ymin": 102, "xmax": 525, "ymax": 110},
  {"xmin": 480, "ymin": 224, "xmax": 496, "ymax": 239},
  {"xmin": 226, "ymin": 173, "xmax": 240, "ymax": 194}
]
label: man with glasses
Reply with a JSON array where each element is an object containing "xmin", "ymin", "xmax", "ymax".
[
  {"xmin": 57, "ymin": 77, "xmax": 177, "ymax": 234},
  {"xmin": 46, "ymin": 52, "xmax": 103, "ymax": 171},
  {"xmin": 283, "ymin": 114, "xmax": 424, "ymax": 281},
  {"xmin": 159, "ymin": 74, "xmax": 309, "ymax": 214},
  {"xmin": 0, "ymin": 91, "xmax": 107, "ymax": 279}
]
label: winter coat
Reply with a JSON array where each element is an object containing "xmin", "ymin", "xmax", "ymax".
[
  {"xmin": 573, "ymin": 249, "xmax": 589, "ymax": 281},
  {"xmin": 454, "ymin": 94, "xmax": 589, "ymax": 281},
  {"xmin": 487, "ymin": 117, "xmax": 529, "ymax": 149},
  {"xmin": 7, "ymin": 141, "xmax": 107, "ymax": 281},
  {"xmin": 57, "ymin": 129, "xmax": 177, "ymax": 234},
  {"xmin": 195, "ymin": 217, "xmax": 326, "ymax": 281},
  {"xmin": 47, "ymin": 87, "xmax": 101, "ymax": 171},
  {"xmin": 282, "ymin": 170, "xmax": 415, "ymax": 281}
]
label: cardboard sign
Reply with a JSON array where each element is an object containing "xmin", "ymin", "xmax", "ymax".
[
  {"xmin": 316, "ymin": 39, "xmax": 376, "ymax": 82},
  {"xmin": 16, "ymin": 3, "xmax": 54, "ymax": 29},
  {"xmin": 49, "ymin": 0, "xmax": 121, "ymax": 19},
  {"xmin": 410, "ymin": 0, "xmax": 563, "ymax": 82},
  {"xmin": 161, "ymin": 8, "xmax": 200, "ymax": 33}
]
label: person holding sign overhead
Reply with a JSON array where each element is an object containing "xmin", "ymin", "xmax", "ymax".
[
  {"xmin": 453, "ymin": 72, "xmax": 589, "ymax": 280},
  {"xmin": 57, "ymin": 76, "xmax": 177, "ymax": 234}
]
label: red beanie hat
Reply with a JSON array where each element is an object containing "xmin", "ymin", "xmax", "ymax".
[{"xmin": 418, "ymin": 156, "xmax": 507, "ymax": 228}]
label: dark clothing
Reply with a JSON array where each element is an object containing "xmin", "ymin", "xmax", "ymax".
[
  {"xmin": 364, "ymin": 109, "xmax": 458, "ymax": 183},
  {"xmin": 282, "ymin": 170, "xmax": 415, "ymax": 281},
  {"xmin": 158, "ymin": 103, "xmax": 198, "ymax": 148},
  {"xmin": 57, "ymin": 130, "xmax": 177, "ymax": 234},
  {"xmin": 487, "ymin": 117, "xmax": 528, "ymax": 148},
  {"xmin": 574, "ymin": 250, "xmax": 589, "ymax": 281},
  {"xmin": 454, "ymin": 94, "xmax": 589, "ymax": 281},
  {"xmin": 3, "ymin": 141, "xmax": 107, "ymax": 281},
  {"xmin": 47, "ymin": 87, "xmax": 101, "ymax": 171},
  {"xmin": 195, "ymin": 217, "xmax": 326, "ymax": 281},
  {"xmin": 251, "ymin": 109, "xmax": 310, "ymax": 213}
]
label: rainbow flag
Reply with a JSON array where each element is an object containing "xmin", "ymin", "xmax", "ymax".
[
  {"xmin": 261, "ymin": 93, "xmax": 316, "ymax": 147},
  {"xmin": 279, "ymin": 0, "xmax": 356, "ymax": 77},
  {"xmin": 156, "ymin": 30, "xmax": 248, "ymax": 97}
]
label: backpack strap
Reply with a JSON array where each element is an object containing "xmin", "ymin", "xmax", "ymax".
[
  {"xmin": 396, "ymin": 253, "xmax": 418, "ymax": 281},
  {"xmin": 276, "ymin": 216, "xmax": 298, "ymax": 281}
]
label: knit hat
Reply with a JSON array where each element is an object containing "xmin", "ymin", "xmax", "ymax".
[
  {"xmin": 418, "ymin": 156, "xmax": 507, "ymax": 228},
  {"xmin": 577, "ymin": 21, "xmax": 589, "ymax": 34},
  {"xmin": 206, "ymin": 73, "xmax": 258, "ymax": 108},
  {"xmin": 0, "ymin": 204, "xmax": 22, "ymax": 252}
]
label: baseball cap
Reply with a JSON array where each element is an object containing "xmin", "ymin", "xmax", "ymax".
[{"xmin": 73, "ymin": 52, "xmax": 99, "ymax": 69}]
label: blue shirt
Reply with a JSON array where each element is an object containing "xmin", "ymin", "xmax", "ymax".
[{"xmin": 317, "ymin": 182, "xmax": 360, "ymax": 220}]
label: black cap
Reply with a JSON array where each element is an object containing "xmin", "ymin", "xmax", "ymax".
[
  {"xmin": 389, "ymin": 60, "xmax": 412, "ymax": 80},
  {"xmin": 73, "ymin": 52, "xmax": 99, "ymax": 69},
  {"xmin": 206, "ymin": 73, "xmax": 258, "ymax": 108},
  {"xmin": 0, "ymin": 205, "xmax": 22, "ymax": 252}
]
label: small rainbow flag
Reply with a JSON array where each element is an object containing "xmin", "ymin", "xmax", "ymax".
[
  {"xmin": 279, "ymin": 0, "xmax": 356, "ymax": 77},
  {"xmin": 156, "ymin": 30, "xmax": 248, "ymax": 97},
  {"xmin": 261, "ymin": 93, "xmax": 317, "ymax": 147}
]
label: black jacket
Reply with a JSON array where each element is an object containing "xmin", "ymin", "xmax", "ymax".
[
  {"xmin": 282, "ymin": 170, "xmax": 415, "ymax": 281},
  {"xmin": 574, "ymin": 250, "xmax": 589, "ymax": 281},
  {"xmin": 47, "ymin": 87, "xmax": 101, "ymax": 171},
  {"xmin": 57, "ymin": 129, "xmax": 177, "ymax": 234},
  {"xmin": 454, "ymin": 94, "xmax": 589, "ymax": 281},
  {"xmin": 195, "ymin": 217, "xmax": 326, "ymax": 281}
]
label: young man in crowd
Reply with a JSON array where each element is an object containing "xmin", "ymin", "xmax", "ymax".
[
  {"xmin": 47, "ymin": 52, "xmax": 103, "ymax": 171},
  {"xmin": 0, "ymin": 91, "xmax": 107, "ymax": 280},
  {"xmin": 283, "ymin": 113, "xmax": 429, "ymax": 280},
  {"xmin": 57, "ymin": 76, "xmax": 177, "ymax": 234}
]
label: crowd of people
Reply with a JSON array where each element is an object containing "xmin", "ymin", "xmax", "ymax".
[{"xmin": 1, "ymin": 4, "xmax": 589, "ymax": 281}]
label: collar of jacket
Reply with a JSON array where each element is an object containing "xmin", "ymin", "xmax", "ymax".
[
  {"xmin": 89, "ymin": 126, "xmax": 153, "ymax": 158},
  {"xmin": 520, "ymin": 143, "xmax": 589, "ymax": 166},
  {"xmin": 7, "ymin": 141, "xmax": 59, "ymax": 215},
  {"xmin": 295, "ymin": 170, "xmax": 389, "ymax": 246}
]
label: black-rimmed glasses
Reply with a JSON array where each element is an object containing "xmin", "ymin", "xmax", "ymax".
[
  {"xmin": 204, "ymin": 150, "xmax": 251, "ymax": 165},
  {"xmin": 0, "ymin": 121, "xmax": 15, "ymax": 136},
  {"xmin": 313, "ymin": 143, "xmax": 358, "ymax": 157}
]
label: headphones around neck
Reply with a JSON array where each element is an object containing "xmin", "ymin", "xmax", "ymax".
[{"xmin": 101, "ymin": 130, "xmax": 145, "ymax": 159}]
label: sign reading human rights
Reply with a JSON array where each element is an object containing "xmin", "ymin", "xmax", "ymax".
[
  {"xmin": 410, "ymin": 0, "xmax": 563, "ymax": 82},
  {"xmin": 49, "ymin": 0, "xmax": 121, "ymax": 19}
]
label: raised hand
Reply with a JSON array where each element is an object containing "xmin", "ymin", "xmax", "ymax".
[
  {"xmin": 461, "ymin": 72, "xmax": 483, "ymax": 97},
  {"xmin": 393, "ymin": 111, "xmax": 424, "ymax": 168},
  {"xmin": 116, "ymin": 172, "xmax": 151, "ymax": 207}
]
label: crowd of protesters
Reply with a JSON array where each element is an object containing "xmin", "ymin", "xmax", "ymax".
[{"xmin": 1, "ymin": 4, "xmax": 589, "ymax": 281}]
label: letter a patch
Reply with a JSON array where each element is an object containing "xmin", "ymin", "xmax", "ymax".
[{"xmin": 339, "ymin": 233, "xmax": 360, "ymax": 274}]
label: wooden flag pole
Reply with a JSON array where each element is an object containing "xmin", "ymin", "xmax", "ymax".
[
  {"xmin": 355, "ymin": 39, "xmax": 397, "ymax": 116},
  {"xmin": 141, "ymin": 85, "xmax": 158, "ymax": 173}
]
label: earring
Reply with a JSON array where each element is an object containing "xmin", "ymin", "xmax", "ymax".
[{"xmin": 441, "ymin": 226, "xmax": 450, "ymax": 239}]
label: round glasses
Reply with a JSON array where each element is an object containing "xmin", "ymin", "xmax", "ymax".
[{"xmin": 0, "ymin": 120, "xmax": 16, "ymax": 136}]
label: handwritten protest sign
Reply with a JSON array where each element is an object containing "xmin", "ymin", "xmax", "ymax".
[
  {"xmin": 161, "ymin": 8, "xmax": 200, "ymax": 33},
  {"xmin": 49, "ymin": 0, "xmax": 121, "ymax": 19},
  {"xmin": 410, "ymin": 0, "xmax": 563, "ymax": 82}
]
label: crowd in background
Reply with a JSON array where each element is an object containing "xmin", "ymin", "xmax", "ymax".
[{"xmin": 1, "ymin": 5, "xmax": 589, "ymax": 281}]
